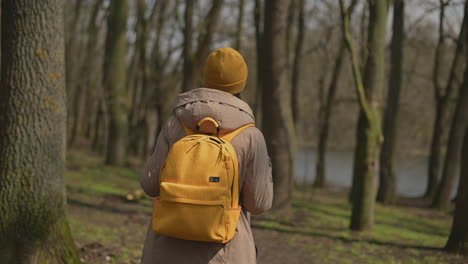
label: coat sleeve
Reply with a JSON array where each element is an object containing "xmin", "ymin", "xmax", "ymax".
[
  {"xmin": 241, "ymin": 128, "xmax": 273, "ymax": 215},
  {"xmin": 140, "ymin": 119, "xmax": 171, "ymax": 197}
]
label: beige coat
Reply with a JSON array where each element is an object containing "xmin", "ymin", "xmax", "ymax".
[{"xmin": 140, "ymin": 88, "xmax": 273, "ymax": 264}]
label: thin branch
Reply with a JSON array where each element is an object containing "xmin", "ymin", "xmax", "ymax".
[{"xmin": 339, "ymin": 0, "xmax": 375, "ymax": 123}]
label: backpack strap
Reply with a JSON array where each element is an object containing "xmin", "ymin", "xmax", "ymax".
[{"xmin": 221, "ymin": 123, "xmax": 255, "ymax": 142}]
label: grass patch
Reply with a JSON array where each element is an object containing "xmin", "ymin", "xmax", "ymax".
[
  {"xmin": 65, "ymin": 150, "xmax": 468, "ymax": 264},
  {"xmin": 254, "ymin": 189, "xmax": 466, "ymax": 264}
]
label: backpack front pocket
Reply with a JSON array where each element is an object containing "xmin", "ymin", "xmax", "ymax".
[{"xmin": 152, "ymin": 183, "xmax": 229, "ymax": 243}]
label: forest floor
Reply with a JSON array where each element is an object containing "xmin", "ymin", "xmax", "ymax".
[{"xmin": 66, "ymin": 149, "xmax": 468, "ymax": 264}]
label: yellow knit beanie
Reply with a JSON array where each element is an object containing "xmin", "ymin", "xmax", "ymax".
[{"xmin": 204, "ymin": 47, "xmax": 248, "ymax": 94}]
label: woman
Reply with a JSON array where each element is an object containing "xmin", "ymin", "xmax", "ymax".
[{"xmin": 140, "ymin": 47, "xmax": 273, "ymax": 264}]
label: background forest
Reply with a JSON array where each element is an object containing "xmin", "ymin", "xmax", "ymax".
[{"xmin": 1, "ymin": 0, "xmax": 468, "ymax": 263}]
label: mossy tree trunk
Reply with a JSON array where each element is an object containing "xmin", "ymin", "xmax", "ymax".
[
  {"xmin": 263, "ymin": 0, "xmax": 296, "ymax": 209},
  {"xmin": 104, "ymin": 0, "xmax": 129, "ymax": 166},
  {"xmin": 377, "ymin": 0, "xmax": 405, "ymax": 205},
  {"xmin": 0, "ymin": 0, "xmax": 81, "ymax": 263},
  {"xmin": 340, "ymin": 0, "xmax": 389, "ymax": 231},
  {"xmin": 445, "ymin": 126, "xmax": 468, "ymax": 255}
]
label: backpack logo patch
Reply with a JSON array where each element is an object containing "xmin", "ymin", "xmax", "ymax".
[{"xmin": 209, "ymin": 177, "xmax": 220, "ymax": 183}]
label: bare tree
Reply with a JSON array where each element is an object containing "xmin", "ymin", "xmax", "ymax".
[
  {"xmin": 254, "ymin": 0, "xmax": 264, "ymax": 118},
  {"xmin": 263, "ymin": 0, "xmax": 296, "ymax": 208},
  {"xmin": 235, "ymin": 0, "xmax": 245, "ymax": 52},
  {"xmin": 314, "ymin": 0, "xmax": 358, "ymax": 188},
  {"xmin": 104, "ymin": 0, "xmax": 129, "ymax": 165},
  {"xmin": 426, "ymin": 0, "xmax": 467, "ymax": 199},
  {"xmin": 377, "ymin": 0, "xmax": 405, "ymax": 205},
  {"xmin": 69, "ymin": 0, "xmax": 106, "ymax": 147},
  {"xmin": 182, "ymin": 0, "xmax": 224, "ymax": 92},
  {"xmin": 340, "ymin": 0, "xmax": 390, "ymax": 231},
  {"xmin": 291, "ymin": 0, "xmax": 305, "ymax": 124},
  {"xmin": 432, "ymin": 0, "xmax": 468, "ymax": 211}
]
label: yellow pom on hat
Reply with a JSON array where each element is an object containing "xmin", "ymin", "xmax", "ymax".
[{"xmin": 204, "ymin": 47, "xmax": 248, "ymax": 94}]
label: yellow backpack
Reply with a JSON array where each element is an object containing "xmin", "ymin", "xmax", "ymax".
[{"xmin": 152, "ymin": 117, "xmax": 254, "ymax": 243}]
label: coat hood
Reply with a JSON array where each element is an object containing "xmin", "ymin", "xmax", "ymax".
[{"xmin": 173, "ymin": 88, "xmax": 255, "ymax": 133}]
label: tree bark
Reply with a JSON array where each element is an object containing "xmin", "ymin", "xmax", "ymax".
[
  {"xmin": 104, "ymin": 0, "xmax": 129, "ymax": 166},
  {"xmin": 432, "ymin": 59, "xmax": 468, "ymax": 211},
  {"xmin": 426, "ymin": 0, "xmax": 468, "ymax": 199},
  {"xmin": 426, "ymin": 103, "xmax": 445, "ymax": 199},
  {"xmin": 377, "ymin": 0, "xmax": 405, "ymax": 205},
  {"xmin": 432, "ymin": 0, "xmax": 468, "ymax": 211},
  {"xmin": 263, "ymin": 0, "xmax": 296, "ymax": 209},
  {"xmin": 341, "ymin": 0, "xmax": 389, "ymax": 231},
  {"xmin": 182, "ymin": 0, "xmax": 194, "ymax": 92},
  {"xmin": 291, "ymin": 0, "xmax": 305, "ymax": 124},
  {"xmin": 445, "ymin": 126, "xmax": 468, "ymax": 255},
  {"xmin": 254, "ymin": 0, "xmax": 264, "ymax": 121},
  {"xmin": 0, "ymin": 0, "xmax": 81, "ymax": 262},
  {"xmin": 128, "ymin": 0, "xmax": 149, "ymax": 157},
  {"xmin": 65, "ymin": 0, "xmax": 83, "ymax": 107},
  {"xmin": 235, "ymin": 0, "xmax": 245, "ymax": 52}
]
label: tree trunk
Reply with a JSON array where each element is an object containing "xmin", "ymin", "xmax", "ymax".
[
  {"xmin": 182, "ymin": 0, "xmax": 194, "ymax": 92},
  {"xmin": 104, "ymin": 0, "xmax": 129, "ymax": 166},
  {"xmin": 340, "ymin": 0, "xmax": 389, "ymax": 231},
  {"xmin": 65, "ymin": 0, "xmax": 83, "ymax": 109},
  {"xmin": 69, "ymin": 0, "xmax": 105, "ymax": 147},
  {"xmin": 235, "ymin": 0, "xmax": 245, "ymax": 52},
  {"xmin": 291, "ymin": 0, "xmax": 305, "ymax": 124},
  {"xmin": 426, "ymin": 0, "xmax": 468, "ymax": 199},
  {"xmin": 377, "ymin": 0, "xmax": 405, "ymax": 205},
  {"xmin": 0, "ymin": 0, "xmax": 81, "ymax": 262},
  {"xmin": 314, "ymin": 44, "xmax": 346, "ymax": 188},
  {"xmin": 426, "ymin": 0, "xmax": 447, "ymax": 201},
  {"xmin": 426, "ymin": 102, "xmax": 445, "ymax": 199},
  {"xmin": 129, "ymin": 0, "xmax": 149, "ymax": 157},
  {"xmin": 286, "ymin": 0, "xmax": 296, "ymax": 71},
  {"xmin": 445, "ymin": 126, "xmax": 468, "ymax": 255},
  {"xmin": 192, "ymin": 0, "xmax": 224, "ymax": 88},
  {"xmin": 433, "ymin": 62, "xmax": 468, "ymax": 211},
  {"xmin": 254, "ymin": 0, "xmax": 264, "ymax": 121},
  {"xmin": 262, "ymin": 0, "xmax": 296, "ymax": 209},
  {"xmin": 432, "ymin": 0, "xmax": 468, "ymax": 211}
]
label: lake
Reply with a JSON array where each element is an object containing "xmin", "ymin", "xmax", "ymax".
[{"xmin": 294, "ymin": 147, "xmax": 453, "ymax": 198}]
